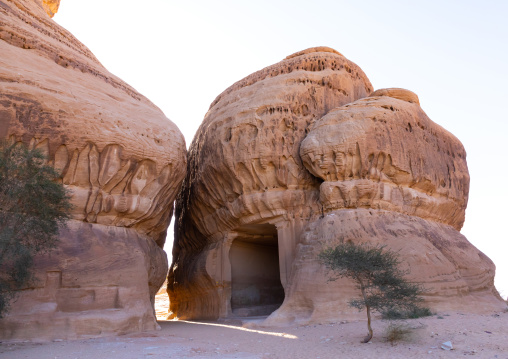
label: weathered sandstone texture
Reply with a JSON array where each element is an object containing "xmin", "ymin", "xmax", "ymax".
[
  {"xmin": 169, "ymin": 47, "xmax": 372, "ymax": 319},
  {"xmin": 169, "ymin": 50, "xmax": 504, "ymax": 323},
  {"xmin": 300, "ymin": 91, "xmax": 468, "ymax": 229},
  {"xmin": 265, "ymin": 209, "xmax": 502, "ymax": 325},
  {"xmin": 0, "ymin": 0, "xmax": 186, "ymax": 340}
]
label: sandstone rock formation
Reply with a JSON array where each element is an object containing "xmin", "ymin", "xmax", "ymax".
[
  {"xmin": 169, "ymin": 47, "xmax": 372, "ymax": 319},
  {"xmin": 270, "ymin": 91, "xmax": 501, "ymax": 323},
  {"xmin": 41, "ymin": 0, "xmax": 60, "ymax": 17},
  {"xmin": 0, "ymin": 0, "xmax": 186, "ymax": 340},
  {"xmin": 300, "ymin": 89, "xmax": 468, "ymax": 229},
  {"xmin": 266, "ymin": 209, "xmax": 500, "ymax": 325},
  {"xmin": 169, "ymin": 50, "xmax": 504, "ymax": 323}
]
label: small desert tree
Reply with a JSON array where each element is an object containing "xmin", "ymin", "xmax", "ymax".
[
  {"xmin": 318, "ymin": 242, "xmax": 429, "ymax": 343},
  {"xmin": 0, "ymin": 142, "xmax": 71, "ymax": 317}
]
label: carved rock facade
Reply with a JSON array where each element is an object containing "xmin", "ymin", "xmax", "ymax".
[
  {"xmin": 169, "ymin": 48, "xmax": 504, "ymax": 323},
  {"xmin": 0, "ymin": 0, "xmax": 186, "ymax": 340}
]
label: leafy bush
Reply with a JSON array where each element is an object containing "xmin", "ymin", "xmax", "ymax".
[{"xmin": 0, "ymin": 142, "xmax": 71, "ymax": 317}]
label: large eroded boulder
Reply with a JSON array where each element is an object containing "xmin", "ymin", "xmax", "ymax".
[
  {"xmin": 0, "ymin": 0, "xmax": 186, "ymax": 340},
  {"xmin": 265, "ymin": 209, "xmax": 501, "ymax": 325},
  {"xmin": 270, "ymin": 89, "xmax": 503, "ymax": 324},
  {"xmin": 169, "ymin": 51, "xmax": 504, "ymax": 323},
  {"xmin": 169, "ymin": 47, "xmax": 373, "ymax": 319},
  {"xmin": 300, "ymin": 88, "xmax": 468, "ymax": 229}
]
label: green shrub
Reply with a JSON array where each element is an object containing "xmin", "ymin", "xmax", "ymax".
[
  {"xmin": 0, "ymin": 142, "xmax": 71, "ymax": 317},
  {"xmin": 382, "ymin": 305, "xmax": 432, "ymax": 319},
  {"xmin": 319, "ymin": 242, "xmax": 428, "ymax": 343}
]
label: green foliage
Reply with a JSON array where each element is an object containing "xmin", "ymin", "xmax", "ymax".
[
  {"xmin": 0, "ymin": 142, "xmax": 72, "ymax": 317},
  {"xmin": 318, "ymin": 242, "xmax": 430, "ymax": 342},
  {"xmin": 382, "ymin": 306, "xmax": 432, "ymax": 320}
]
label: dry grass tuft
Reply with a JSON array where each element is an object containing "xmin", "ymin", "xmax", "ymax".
[{"xmin": 385, "ymin": 323, "xmax": 413, "ymax": 345}]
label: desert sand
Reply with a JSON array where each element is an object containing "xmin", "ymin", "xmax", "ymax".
[{"xmin": 1, "ymin": 293, "xmax": 506, "ymax": 359}]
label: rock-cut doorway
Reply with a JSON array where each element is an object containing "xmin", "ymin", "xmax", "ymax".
[{"xmin": 229, "ymin": 223, "xmax": 285, "ymax": 317}]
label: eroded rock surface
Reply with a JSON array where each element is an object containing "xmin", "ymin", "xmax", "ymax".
[
  {"xmin": 300, "ymin": 89, "xmax": 469, "ymax": 229},
  {"xmin": 0, "ymin": 0, "xmax": 186, "ymax": 340},
  {"xmin": 169, "ymin": 51, "xmax": 503, "ymax": 323},
  {"xmin": 169, "ymin": 47, "xmax": 373, "ymax": 319},
  {"xmin": 265, "ymin": 209, "xmax": 501, "ymax": 325}
]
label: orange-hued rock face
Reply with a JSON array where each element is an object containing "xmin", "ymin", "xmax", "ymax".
[
  {"xmin": 168, "ymin": 51, "xmax": 504, "ymax": 323},
  {"xmin": 0, "ymin": 0, "xmax": 186, "ymax": 340},
  {"xmin": 40, "ymin": 0, "xmax": 60, "ymax": 17},
  {"xmin": 370, "ymin": 87, "xmax": 420, "ymax": 105}
]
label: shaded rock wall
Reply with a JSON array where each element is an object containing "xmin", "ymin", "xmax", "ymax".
[
  {"xmin": 0, "ymin": 222, "xmax": 168, "ymax": 340},
  {"xmin": 0, "ymin": 0, "xmax": 186, "ymax": 340},
  {"xmin": 169, "ymin": 49, "xmax": 504, "ymax": 323}
]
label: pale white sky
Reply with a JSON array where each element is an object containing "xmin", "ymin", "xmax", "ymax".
[{"xmin": 55, "ymin": 0, "xmax": 507, "ymax": 299}]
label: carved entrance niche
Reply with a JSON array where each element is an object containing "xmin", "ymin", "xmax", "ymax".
[{"xmin": 229, "ymin": 224, "xmax": 284, "ymax": 317}]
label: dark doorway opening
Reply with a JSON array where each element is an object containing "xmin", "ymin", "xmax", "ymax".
[{"xmin": 229, "ymin": 224, "xmax": 284, "ymax": 317}]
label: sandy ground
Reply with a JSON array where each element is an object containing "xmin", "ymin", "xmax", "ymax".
[{"xmin": 1, "ymin": 293, "xmax": 507, "ymax": 359}]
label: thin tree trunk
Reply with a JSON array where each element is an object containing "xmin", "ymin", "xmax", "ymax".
[
  {"xmin": 359, "ymin": 278, "xmax": 373, "ymax": 343},
  {"xmin": 363, "ymin": 304, "xmax": 373, "ymax": 343}
]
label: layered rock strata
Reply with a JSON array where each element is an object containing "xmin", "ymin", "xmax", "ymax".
[
  {"xmin": 0, "ymin": 0, "xmax": 186, "ymax": 340},
  {"xmin": 169, "ymin": 50, "xmax": 504, "ymax": 323}
]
